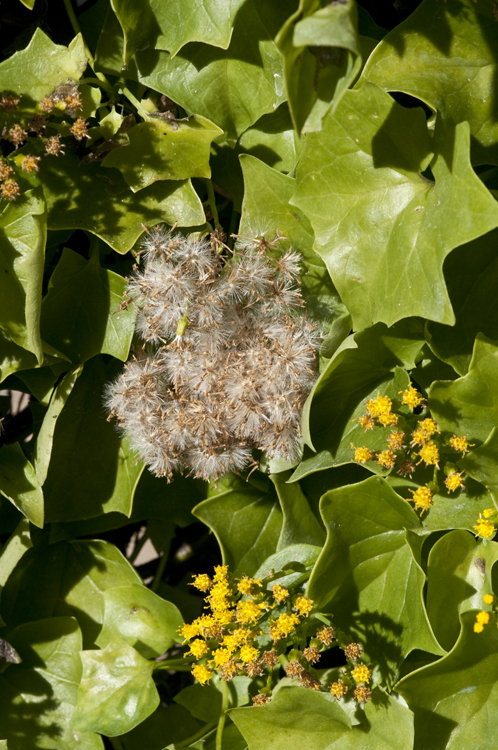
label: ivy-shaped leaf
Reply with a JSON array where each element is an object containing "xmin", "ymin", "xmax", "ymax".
[
  {"xmin": 96, "ymin": 584, "xmax": 183, "ymax": 659},
  {"xmin": 271, "ymin": 472, "xmax": 325, "ymax": 550},
  {"xmin": 193, "ymin": 474, "xmax": 283, "ymax": 578},
  {"xmin": 291, "ymin": 320, "xmax": 425, "ymax": 482},
  {"xmin": 0, "ymin": 617, "xmax": 104, "ymax": 749},
  {"xmin": 360, "ymin": 0, "xmax": 498, "ymax": 165},
  {"xmin": 429, "ymin": 335, "xmax": 498, "ymax": 445},
  {"xmin": 397, "ymin": 610, "xmax": 498, "ymax": 750},
  {"xmin": 426, "ymin": 530, "xmax": 498, "ymax": 652},
  {"xmin": 291, "ymin": 84, "xmax": 498, "ymax": 329},
  {"xmin": 276, "ymin": 0, "xmax": 361, "ymax": 134},
  {"xmin": 1, "ymin": 539, "xmax": 141, "ymax": 647},
  {"xmin": 40, "ymin": 247, "xmax": 137, "ymax": 363},
  {"xmin": 72, "ymin": 637, "xmax": 159, "ymax": 736},
  {"xmin": 0, "ymin": 30, "xmax": 87, "ymax": 104},
  {"xmin": 102, "ymin": 115, "xmax": 223, "ymax": 192},
  {"xmin": 308, "ymin": 477, "xmax": 444, "ymax": 686},
  {"xmin": 0, "ymin": 188, "xmax": 46, "ymax": 364},
  {"xmin": 96, "ymin": 0, "xmax": 289, "ymax": 144},
  {"xmin": 110, "ymin": 0, "xmax": 245, "ymax": 61},
  {"xmin": 22, "ymin": 148, "xmax": 204, "ymax": 254},
  {"xmin": 0, "ymin": 443, "xmax": 44, "ymax": 528},
  {"xmin": 41, "ymin": 356, "xmax": 144, "ymax": 522}
]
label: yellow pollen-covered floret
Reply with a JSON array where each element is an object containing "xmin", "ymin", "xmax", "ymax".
[
  {"xmin": 294, "ymin": 596, "xmax": 313, "ymax": 617},
  {"xmin": 358, "ymin": 414, "xmax": 375, "ymax": 431},
  {"xmin": 192, "ymin": 664, "xmax": 212, "ymax": 685},
  {"xmin": 240, "ymin": 644, "xmax": 259, "ymax": 663},
  {"xmin": 188, "ymin": 639, "xmax": 208, "ymax": 659},
  {"xmin": 237, "ymin": 576, "xmax": 262, "ymax": 596},
  {"xmin": 190, "ymin": 573, "xmax": 212, "ymax": 592},
  {"xmin": 236, "ymin": 599, "xmax": 266, "ymax": 624},
  {"xmin": 387, "ymin": 430, "xmax": 405, "ymax": 451},
  {"xmin": 351, "ymin": 444, "xmax": 373, "ymax": 463},
  {"xmin": 474, "ymin": 518, "xmax": 495, "ymax": 540},
  {"xmin": 275, "ymin": 612, "xmax": 300, "ymax": 636},
  {"xmin": 450, "ymin": 435, "xmax": 474, "ymax": 455},
  {"xmin": 417, "ymin": 441, "xmax": 439, "ymax": 467},
  {"xmin": 483, "ymin": 594, "xmax": 495, "ymax": 605},
  {"xmin": 351, "ymin": 664, "xmax": 372, "ymax": 684},
  {"xmin": 330, "ymin": 679, "xmax": 348, "ymax": 698},
  {"xmin": 366, "ymin": 394, "xmax": 392, "ymax": 419},
  {"xmin": 378, "ymin": 411, "xmax": 398, "ymax": 427},
  {"xmin": 400, "ymin": 385, "xmax": 423, "ymax": 409},
  {"xmin": 377, "ymin": 449, "xmax": 396, "ymax": 469},
  {"xmin": 409, "ymin": 486, "xmax": 433, "ymax": 514},
  {"xmin": 444, "ymin": 472, "xmax": 465, "ymax": 492},
  {"xmin": 211, "ymin": 648, "xmax": 233, "ymax": 668},
  {"xmin": 271, "ymin": 583, "xmax": 289, "ymax": 604},
  {"xmin": 180, "ymin": 621, "xmax": 202, "ymax": 641}
]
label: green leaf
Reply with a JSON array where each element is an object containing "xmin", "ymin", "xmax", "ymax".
[
  {"xmin": 42, "ymin": 356, "xmax": 144, "ymax": 523},
  {"xmin": 174, "ymin": 683, "xmax": 222, "ymax": 724},
  {"xmin": 0, "ymin": 443, "xmax": 44, "ymax": 528},
  {"xmin": 308, "ymin": 477, "xmax": 444, "ymax": 684},
  {"xmin": 0, "ymin": 29, "xmax": 87, "ymax": 104},
  {"xmin": 0, "ymin": 188, "xmax": 46, "ymax": 364},
  {"xmin": 461, "ymin": 427, "xmax": 498, "ymax": 509},
  {"xmin": 0, "ymin": 519, "xmax": 32, "ymax": 626},
  {"xmin": 96, "ymin": 584, "xmax": 183, "ymax": 658},
  {"xmin": 32, "ymin": 365, "xmax": 82, "ymax": 486},
  {"xmin": 72, "ymin": 636, "xmax": 159, "ymax": 736},
  {"xmin": 360, "ymin": 0, "xmax": 498, "ymax": 165},
  {"xmin": 230, "ymin": 685, "xmax": 414, "ymax": 750},
  {"xmin": 271, "ymin": 472, "xmax": 325, "ymax": 550},
  {"xmin": 238, "ymin": 154, "xmax": 344, "ymax": 329},
  {"xmin": 193, "ymin": 474, "xmax": 283, "ymax": 577},
  {"xmin": 291, "ymin": 84, "xmax": 498, "ymax": 329},
  {"xmin": 429, "ymin": 335, "xmax": 498, "ymax": 445},
  {"xmin": 238, "ymin": 104, "xmax": 301, "ymax": 175},
  {"xmin": 397, "ymin": 610, "xmax": 498, "ymax": 749},
  {"xmin": 426, "ymin": 530, "xmax": 498, "ymax": 652},
  {"xmin": 23, "ymin": 148, "xmax": 204, "ymax": 254},
  {"xmin": 96, "ymin": 0, "xmax": 289, "ymax": 144},
  {"xmin": 1, "ymin": 539, "xmax": 141, "ymax": 646},
  {"xmin": 121, "ymin": 703, "xmax": 204, "ymax": 750},
  {"xmin": 102, "ymin": 116, "xmax": 223, "ymax": 192},
  {"xmin": 426, "ymin": 229, "xmax": 498, "ymax": 376},
  {"xmin": 0, "ymin": 617, "xmax": 103, "ymax": 749},
  {"xmin": 110, "ymin": 0, "xmax": 245, "ymax": 61},
  {"xmin": 291, "ymin": 320, "xmax": 425, "ymax": 481},
  {"xmin": 276, "ymin": 0, "xmax": 361, "ymax": 134},
  {"xmin": 40, "ymin": 247, "xmax": 137, "ymax": 363},
  {"xmin": 254, "ymin": 543, "xmax": 321, "ymax": 580}
]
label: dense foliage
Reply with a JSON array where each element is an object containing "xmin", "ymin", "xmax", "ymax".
[{"xmin": 1, "ymin": 0, "xmax": 498, "ymax": 748}]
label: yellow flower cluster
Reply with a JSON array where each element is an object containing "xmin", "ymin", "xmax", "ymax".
[
  {"xmin": 179, "ymin": 565, "xmax": 375, "ymax": 706},
  {"xmin": 353, "ymin": 382, "xmax": 476, "ymax": 518},
  {"xmin": 474, "ymin": 594, "xmax": 496, "ymax": 633},
  {"xmin": 474, "ymin": 516, "xmax": 496, "ymax": 541}
]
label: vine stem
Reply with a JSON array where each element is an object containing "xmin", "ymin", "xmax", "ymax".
[
  {"xmin": 216, "ymin": 680, "xmax": 229, "ymax": 750},
  {"xmin": 204, "ymin": 179, "xmax": 222, "ymax": 230},
  {"xmin": 62, "ymin": 0, "xmax": 114, "ymax": 95},
  {"xmin": 153, "ymin": 656, "xmax": 195, "ymax": 671},
  {"xmin": 151, "ymin": 550, "xmax": 168, "ymax": 593},
  {"xmin": 176, "ymin": 722, "xmax": 217, "ymax": 748},
  {"xmin": 119, "ymin": 86, "xmax": 151, "ymax": 120}
]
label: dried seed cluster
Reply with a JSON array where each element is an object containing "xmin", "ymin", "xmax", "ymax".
[{"xmin": 106, "ymin": 227, "xmax": 319, "ymax": 482}]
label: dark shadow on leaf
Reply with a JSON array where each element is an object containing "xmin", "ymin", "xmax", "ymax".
[{"xmin": 349, "ymin": 610, "xmax": 404, "ymax": 690}]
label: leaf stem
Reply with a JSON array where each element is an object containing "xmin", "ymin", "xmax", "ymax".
[
  {"xmin": 216, "ymin": 679, "xmax": 229, "ymax": 750},
  {"xmin": 119, "ymin": 86, "xmax": 151, "ymax": 120},
  {"xmin": 153, "ymin": 656, "xmax": 195, "ymax": 671},
  {"xmin": 204, "ymin": 179, "xmax": 222, "ymax": 230},
  {"xmin": 62, "ymin": 0, "xmax": 114, "ymax": 95},
  {"xmin": 151, "ymin": 550, "xmax": 168, "ymax": 593},
  {"xmin": 175, "ymin": 722, "xmax": 217, "ymax": 748}
]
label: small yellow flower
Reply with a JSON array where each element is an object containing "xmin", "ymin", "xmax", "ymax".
[
  {"xmin": 378, "ymin": 411, "xmax": 398, "ymax": 427},
  {"xmin": 377, "ymin": 449, "xmax": 396, "ymax": 470},
  {"xmin": 358, "ymin": 414, "xmax": 375, "ymax": 431},
  {"xmin": 387, "ymin": 430, "xmax": 405, "ymax": 451},
  {"xmin": 211, "ymin": 648, "xmax": 233, "ymax": 668},
  {"xmin": 474, "ymin": 517, "xmax": 495, "ymax": 540},
  {"xmin": 450, "ymin": 435, "xmax": 474, "ymax": 456},
  {"xmin": 180, "ymin": 621, "xmax": 202, "ymax": 641},
  {"xmin": 351, "ymin": 444, "xmax": 373, "ymax": 464},
  {"xmin": 271, "ymin": 583, "xmax": 289, "ymax": 604},
  {"xmin": 409, "ymin": 486, "xmax": 433, "ymax": 514},
  {"xmin": 354, "ymin": 685, "xmax": 372, "ymax": 703},
  {"xmin": 214, "ymin": 565, "xmax": 229, "ymax": 582},
  {"xmin": 444, "ymin": 472, "xmax": 465, "ymax": 492},
  {"xmin": 192, "ymin": 664, "xmax": 212, "ymax": 685},
  {"xmin": 366, "ymin": 394, "xmax": 392, "ymax": 419},
  {"xmin": 330, "ymin": 679, "xmax": 348, "ymax": 698},
  {"xmin": 187, "ymin": 639, "xmax": 208, "ymax": 659},
  {"xmin": 21, "ymin": 154, "xmax": 41, "ymax": 173},
  {"xmin": 190, "ymin": 573, "xmax": 212, "ymax": 592},
  {"xmin": 483, "ymin": 508, "xmax": 497, "ymax": 519},
  {"xmin": 419, "ymin": 418, "xmax": 439, "ymax": 437},
  {"xmin": 237, "ymin": 576, "xmax": 262, "ymax": 596},
  {"xmin": 351, "ymin": 664, "xmax": 372, "ymax": 685},
  {"xmin": 294, "ymin": 596, "xmax": 313, "ymax": 617},
  {"xmin": 476, "ymin": 611, "xmax": 491, "ymax": 625},
  {"xmin": 483, "ymin": 594, "xmax": 494, "ymax": 605},
  {"xmin": 316, "ymin": 626, "xmax": 334, "ymax": 645},
  {"xmin": 474, "ymin": 622, "xmax": 485, "ymax": 633},
  {"xmin": 400, "ymin": 385, "xmax": 423, "ymax": 409},
  {"xmin": 417, "ymin": 441, "xmax": 439, "ymax": 467},
  {"xmin": 236, "ymin": 599, "xmax": 265, "ymax": 624},
  {"xmin": 275, "ymin": 612, "xmax": 300, "ymax": 636},
  {"xmin": 240, "ymin": 644, "xmax": 259, "ymax": 663}
]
